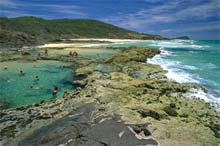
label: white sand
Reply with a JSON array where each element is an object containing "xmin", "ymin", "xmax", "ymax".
[
  {"xmin": 37, "ymin": 43, "xmax": 82, "ymax": 48},
  {"xmin": 62, "ymin": 38, "xmax": 149, "ymax": 43},
  {"xmin": 37, "ymin": 38, "xmax": 149, "ymax": 49}
]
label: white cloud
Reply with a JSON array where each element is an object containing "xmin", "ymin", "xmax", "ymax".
[
  {"xmin": 0, "ymin": 9, "xmax": 47, "ymax": 18},
  {"xmin": 29, "ymin": 4, "xmax": 86, "ymax": 16},
  {"xmin": 103, "ymin": 0, "xmax": 220, "ymax": 29},
  {"xmin": 181, "ymin": 22, "xmax": 220, "ymax": 32},
  {"xmin": 144, "ymin": 0, "xmax": 165, "ymax": 3},
  {"xmin": 0, "ymin": 0, "xmax": 16, "ymax": 7},
  {"xmin": 0, "ymin": 0, "xmax": 87, "ymax": 17},
  {"xmin": 161, "ymin": 29, "xmax": 173, "ymax": 33},
  {"xmin": 159, "ymin": 21, "xmax": 220, "ymax": 35}
]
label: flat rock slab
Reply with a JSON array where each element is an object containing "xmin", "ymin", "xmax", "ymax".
[
  {"xmin": 80, "ymin": 119, "xmax": 157, "ymax": 146},
  {"xmin": 17, "ymin": 103, "xmax": 158, "ymax": 146}
]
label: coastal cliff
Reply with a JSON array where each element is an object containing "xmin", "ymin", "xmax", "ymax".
[{"xmin": 0, "ymin": 47, "xmax": 219, "ymax": 146}]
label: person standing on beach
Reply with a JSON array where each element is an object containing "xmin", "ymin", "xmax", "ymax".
[
  {"xmin": 45, "ymin": 49, "xmax": 48, "ymax": 55},
  {"xmin": 69, "ymin": 51, "xmax": 73, "ymax": 57},
  {"xmin": 73, "ymin": 51, "xmax": 78, "ymax": 57}
]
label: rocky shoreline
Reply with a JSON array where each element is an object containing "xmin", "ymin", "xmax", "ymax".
[{"xmin": 0, "ymin": 47, "xmax": 220, "ymax": 146}]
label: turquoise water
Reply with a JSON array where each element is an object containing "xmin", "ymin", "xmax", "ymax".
[
  {"xmin": 0, "ymin": 60, "xmax": 74, "ymax": 108},
  {"xmin": 110, "ymin": 40, "xmax": 220, "ymax": 104}
]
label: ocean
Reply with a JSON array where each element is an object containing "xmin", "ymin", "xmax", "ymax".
[{"xmin": 110, "ymin": 40, "xmax": 220, "ymax": 105}]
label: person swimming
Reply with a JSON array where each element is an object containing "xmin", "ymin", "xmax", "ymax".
[
  {"xmin": 4, "ymin": 66, "xmax": 8, "ymax": 70},
  {"xmin": 20, "ymin": 70, "xmax": 25, "ymax": 76},
  {"xmin": 51, "ymin": 86, "xmax": 58, "ymax": 97},
  {"xmin": 34, "ymin": 76, "xmax": 40, "ymax": 81},
  {"xmin": 45, "ymin": 49, "xmax": 48, "ymax": 55}
]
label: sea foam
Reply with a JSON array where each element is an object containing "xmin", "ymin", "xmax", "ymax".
[
  {"xmin": 147, "ymin": 48, "xmax": 199, "ymax": 83},
  {"xmin": 148, "ymin": 40, "xmax": 208, "ymax": 49},
  {"xmin": 147, "ymin": 48, "xmax": 220, "ymax": 107}
]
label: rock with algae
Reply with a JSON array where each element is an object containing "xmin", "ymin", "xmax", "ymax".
[{"xmin": 0, "ymin": 47, "xmax": 219, "ymax": 146}]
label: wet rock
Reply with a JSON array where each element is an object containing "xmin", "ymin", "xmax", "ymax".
[
  {"xmin": 95, "ymin": 64, "xmax": 120, "ymax": 73},
  {"xmin": 129, "ymin": 123, "xmax": 151, "ymax": 136},
  {"xmin": 106, "ymin": 47, "xmax": 160, "ymax": 64},
  {"xmin": 0, "ymin": 125, "xmax": 16, "ymax": 138},
  {"xmin": 73, "ymin": 80, "xmax": 87, "ymax": 88}
]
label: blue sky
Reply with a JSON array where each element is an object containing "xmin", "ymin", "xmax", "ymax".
[{"xmin": 0, "ymin": 0, "xmax": 219, "ymax": 39}]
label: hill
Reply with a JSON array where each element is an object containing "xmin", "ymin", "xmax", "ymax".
[
  {"xmin": 0, "ymin": 16, "xmax": 167, "ymax": 48},
  {"xmin": 173, "ymin": 36, "xmax": 190, "ymax": 40}
]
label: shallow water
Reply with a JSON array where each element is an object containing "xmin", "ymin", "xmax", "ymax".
[{"xmin": 0, "ymin": 60, "xmax": 74, "ymax": 108}]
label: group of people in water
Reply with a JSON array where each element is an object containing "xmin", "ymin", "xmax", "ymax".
[
  {"xmin": 3, "ymin": 66, "xmax": 59, "ymax": 97},
  {"xmin": 2, "ymin": 48, "xmax": 78, "ymax": 97}
]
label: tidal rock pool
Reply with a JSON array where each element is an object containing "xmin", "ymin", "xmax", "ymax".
[{"xmin": 0, "ymin": 60, "xmax": 74, "ymax": 108}]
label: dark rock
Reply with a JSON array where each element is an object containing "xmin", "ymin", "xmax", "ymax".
[
  {"xmin": 16, "ymin": 106, "xmax": 26, "ymax": 111},
  {"xmin": 19, "ymin": 119, "xmax": 33, "ymax": 127},
  {"xmin": 0, "ymin": 112, "xmax": 7, "ymax": 117},
  {"xmin": 21, "ymin": 51, "xmax": 31, "ymax": 55},
  {"xmin": 129, "ymin": 123, "xmax": 151, "ymax": 136},
  {"xmin": 163, "ymin": 106, "xmax": 178, "ymax": 117},
  {"xmin": 73, "ymin": 80, "xmax": 87, "ymax": 88},
  {"xmin": 17, "ymin": 103, "xmax": 158, "ymax": 146},
  {"xmin": 138, "ymin": 109, "xmax": 161, "ymax": 120},
  {"xmin": 33, "ymin": 103, "xmax": 40, "ymax": 107},
  {"xmin": 170, "ymin": 103, "xmax": 176, "ymax": 108}
]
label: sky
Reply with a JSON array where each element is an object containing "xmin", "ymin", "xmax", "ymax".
[{"xmin": 0, "ymin": 0, "xmax": 220, "ymax": 40}]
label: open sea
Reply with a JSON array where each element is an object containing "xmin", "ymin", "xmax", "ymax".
[{"xmin": 110, "ymin": 40, "xmax": 220, "ymax": 105}]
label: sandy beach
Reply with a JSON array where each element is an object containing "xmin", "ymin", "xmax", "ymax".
[
  {"xmin": 63, "ymin": 38, "xmax": 150, "ymax": 43},
  {"xmin": 36, "ymin": 38, "xmax": 145, "ymax": 55},
  {"xmin": 37, "ymin": 38, "xmax": 150, "ymax": 48}
]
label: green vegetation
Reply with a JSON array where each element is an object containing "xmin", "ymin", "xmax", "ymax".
[
  {"xmin": 0, "ymin": 16, "xmax": 167, "ymax": 48},
  {"xmin": 172, "ymin": 36, "xmax": 190, "ymax": 40}
]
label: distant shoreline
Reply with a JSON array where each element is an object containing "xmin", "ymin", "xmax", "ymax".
[{"xmin": 61, "ymin": 38, "xmax": 151, "ymax": 43}]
